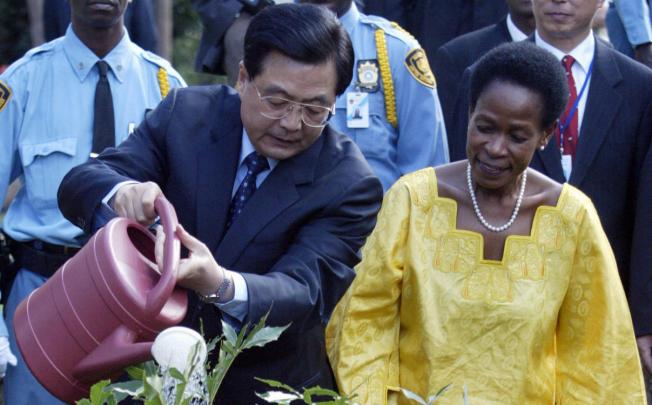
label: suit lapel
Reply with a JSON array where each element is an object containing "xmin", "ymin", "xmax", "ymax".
[
  {"xmin": 570, "ymin": 41, "xmax": 623, "ymax": 186},
  {"xmin": 216, "ymin": 129, "xmax": 326, "ymax": 268},
  {"xmin": 196, "ymin": 91, "xmax": 243, "ymax": 252},
  {"xmin": 535, "ymin": 142, "xmax": 565, "ymax": 183}
]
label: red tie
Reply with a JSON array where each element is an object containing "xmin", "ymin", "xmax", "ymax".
[{"xmin": 557, "ymin": 55, "xmax": 578, "ymax": 159}]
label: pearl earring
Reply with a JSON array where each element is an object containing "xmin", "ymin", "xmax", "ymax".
[{"xmin": 539, "ymin": 145, "xmax": 545, "ymax": 151}]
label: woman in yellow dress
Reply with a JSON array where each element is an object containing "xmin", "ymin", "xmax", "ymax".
[{"xmin": 326, "ymin": 41, "xmax": 646, "ymax": 404}]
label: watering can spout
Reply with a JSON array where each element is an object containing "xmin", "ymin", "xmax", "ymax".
[{"xmin": 73, "ymin": 325, "xmax": 153, "ymax": 383}]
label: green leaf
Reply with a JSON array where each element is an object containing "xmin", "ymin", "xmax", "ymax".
[
  {"xmin": 125, "ymin": 365, "xmax": 145, "ymax": 380},
  {"xmin": 222, "ymin": 320, "xmax": 238, "ymax": 345},
  {"xmin": 75, "ymin": 400, "xmax": 92, "ymax": 405},
  {"xmin": 400, "ymin": 388, "xmax": 427, "ymax": 405},
  {"xmin": 205, "ymin": 335, "xmax": 220, "ymax": 355},
  {"xmin": 302, "ymin": 386, "xmax": 340, "ymax": 402},
  {"xmin": 168, "ymin": 367, "xmax": 186, "ymax": 381},
  {"xmin": 428, "ymin": 383, "xmax": 452, "ymax": 403},
  {"xmin": 242, "ymin": 324, "xmax": 290, "ymax": 350},
  {"xmin": 255, "ymin": 390, "xmax": 301, "ymax": 404},
  {"xmin": 108, "ymin": 380, "xmax": 144, "ymax": 398},
  {"xmin": 89, "ymin": 380, "xmax": 113, "ymax": 404},
  {"xmin": 254, "ymin": 377, "xmax": 300, "ymax": 395}
]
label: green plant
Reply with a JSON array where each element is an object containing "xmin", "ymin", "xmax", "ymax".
[
  {"xmin": 255, "ymin": 378, "xmax": 357, "ymax": 405},
  {"xmin": 76, "ymin": 313, "xmax": 288, "ymax": 405}
]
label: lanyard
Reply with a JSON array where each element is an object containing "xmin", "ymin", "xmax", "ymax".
[{"xmin": 558, "ymin": 58, "xmax": 594, "ymax": 153}]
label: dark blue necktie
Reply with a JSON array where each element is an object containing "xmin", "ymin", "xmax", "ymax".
[
  {"xmin": 92, "ymin": 61, "xmax": 115, "ymax": 155},
  {"xmin": 226, "ymin": 152, "xmax": 269, "ymax": 229}
]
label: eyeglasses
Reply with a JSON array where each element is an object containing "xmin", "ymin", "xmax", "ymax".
[{"xmin": 251, "ymin": 82, "xmax": 335, "ymax": 128}]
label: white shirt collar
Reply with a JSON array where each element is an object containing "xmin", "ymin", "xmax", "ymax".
[
  {"xmin": 506, "ymin": 14, "xmax": 528, "ymax": 42},
  {"xmin": 535, "ymin": 30, "xmax": 595, "ymax": 73}
]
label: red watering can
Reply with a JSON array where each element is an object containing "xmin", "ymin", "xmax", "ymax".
[{"xmin": 13, "ymin": 197, "xmax": 188, "ymax": 403}]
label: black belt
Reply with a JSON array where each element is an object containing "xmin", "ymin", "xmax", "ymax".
[{"xmin": 13, "ymin": 240, "xmax": 81, "ymax": 279}]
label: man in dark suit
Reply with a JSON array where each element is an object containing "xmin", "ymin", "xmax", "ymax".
[
  {"xmin": 400, "ymin": 0, "xmax": 508, "ymax": 68},
  {"xmin": 57, "ymin": 4, "xmax": 383, "ymax": 403},
  {"xmin": 529, "ymin": 0, "xmax": 652, "ymax": 380},
  {"xmin": 434, "ymin": 0, "xmax": 535, "ymax": 158}
]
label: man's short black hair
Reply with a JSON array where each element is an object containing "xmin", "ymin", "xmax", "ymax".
[
  {"xmin": 469, "ymin": 41, "xmax": 569, "ymax": 129},
  {"xmin": 243, "ymin": 3, "xmax": 354, "ymax": 96}
]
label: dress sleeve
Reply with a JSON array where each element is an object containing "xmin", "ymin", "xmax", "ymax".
[
  {"xmin": 326, "ymin": 180, "xmax": 411, "ymax": 405},
  {"xmin": 555, "ymin": 199, "xmax": 646, "ymax": 404}
]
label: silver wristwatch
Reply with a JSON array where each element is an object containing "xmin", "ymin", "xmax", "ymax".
[{"xmin": 198, "ymin": 275, "xmax": 232, "ymax": 304}]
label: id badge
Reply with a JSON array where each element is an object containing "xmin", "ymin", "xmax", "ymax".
[
  {"xmin": 561, "ymin": 154, "xmax": 573, "ymax": 180},
  {"xmin": 346, "ymin": 92, "xmax": 369, "ymax": 129}
]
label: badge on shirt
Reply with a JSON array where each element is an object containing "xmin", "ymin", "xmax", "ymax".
[
  {"xmin": 347, "ymin": 91, "xmax": 370, "ymax": 129},
  {"xmin": 561, "ymin": 154, "xmax": 572, "ymax": 180},
  {"xmin": 356, "ymin": 60, "xmax": 380, "ymax": 93},
  {"xmin": 405, "ymin": 48, "xmax": 436, "ymax": 88},
  {"xmin": 0, "ymin": 80, "xmax": 11, "ymax": 113}
]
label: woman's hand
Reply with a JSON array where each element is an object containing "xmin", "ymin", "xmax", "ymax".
[{"xmin": 154, "ymin": 224, "xmax": 227, "ymax": 297}]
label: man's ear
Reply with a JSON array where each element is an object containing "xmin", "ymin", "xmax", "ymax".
[{"xmin": 236, "ymin": 61, "xmax": 248, "ymax": 93}]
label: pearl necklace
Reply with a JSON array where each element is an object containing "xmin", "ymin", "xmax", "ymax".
[{"xmin": 466, "ymin": 162, "xmax": 527, "ymax": 233}]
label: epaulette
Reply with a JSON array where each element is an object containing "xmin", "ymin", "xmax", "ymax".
[
  {"xmin": 141, "ymin": 51, "xmax": 181, "ymax": 98},
  {"xmin": 1, "ymin": 40, "xmax": 58, "ymax": 77},
  {"xmin": 361, "ymin": 16, "xmax": 417, "ymax": 46}
]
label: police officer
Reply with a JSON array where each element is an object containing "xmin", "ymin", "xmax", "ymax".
[
  {"xmin": 0, "ymin": 0, "xmax": 185, "ymax": 402},
  {"xmin": 300, "ymin": 0, "xmax": 449, "ymax": 191}
]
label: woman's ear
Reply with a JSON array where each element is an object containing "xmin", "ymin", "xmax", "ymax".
[{"xmin": 539, "ymin": 120, "xmax": 558, "ymax": 151}]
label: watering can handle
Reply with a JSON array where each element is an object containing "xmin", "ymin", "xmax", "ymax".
[{"xmin": 144, "ymin": 196, "xmax": 181, "ymax": 316}]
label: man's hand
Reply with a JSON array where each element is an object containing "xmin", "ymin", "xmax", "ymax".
[
  {"xmin": 112, "ymin": 182, "xmax": 163, "ymax": 226},
  {"xmin": 0, "ymin": 336, "xmax": 17, "ymax": 378},
  {"xmin": 634, "ymin": 43, "xmax": 652, "ymax": 69},
  {"xmin": 637, "ymin": 334, "xmax": 652, "ymax": 374},
  {"xmin": 155, "ymin": 224, "xmax": 234, "ymax": 300}
]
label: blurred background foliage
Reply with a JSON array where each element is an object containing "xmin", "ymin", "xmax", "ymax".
[{"xmin": 0, "ymin": 0, "xmax": 225, "ymax": 86}]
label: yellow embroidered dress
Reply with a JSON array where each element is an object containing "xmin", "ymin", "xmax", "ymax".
[{"xmin": 326, "ymin": 168, "xmax": 645, "ymax": 404}]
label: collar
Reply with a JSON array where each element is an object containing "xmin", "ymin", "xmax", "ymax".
[
  {"xmin": 62, "ymin": 24, "xmax": 132, "ymax": 83},
  {"xmin": 506, "ymin": 14, "xmax": 528, "ymax": 42},
  {"xmin": 239, "ymin": 129, "xmax": 278, "ymax": 171},
  {"xmin": 535, "ymin": 30, "xmax": 595, "ymax": 73},
  {"xmin": 339, "ymin": 2, "xmax": 360, "ymax": 34}
]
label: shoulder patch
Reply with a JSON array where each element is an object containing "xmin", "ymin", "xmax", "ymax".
[
  {"xmin": 0, "ymin": 80, "xmax": 11, "ymax": 113},
  {"xmin": 405, "ymin": 48, "xmax": 436, "ymax": 88}
]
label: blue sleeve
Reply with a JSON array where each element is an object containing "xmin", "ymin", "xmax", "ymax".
[
  {"xmin": 615, "ymin": 0, "xmax": 652, "ymax": 46},
  {"xmin": 0, "ymin": 72, "xmax": 25, "ymax": 207},
  {"xmin": 391, "ymin": 41, "xmax": 449, "ymax": 176}
]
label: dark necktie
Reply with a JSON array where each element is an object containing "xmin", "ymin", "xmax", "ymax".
[
  {"xmin": 92, "ymin": 60, "xmax": 115, "ymax": 156},
  {"xmin": 226, "ymin": 152, "xmax": 269, "ymax": 229},
  {"xmin": 557, "ymin": 55, "xmax": 578, "ymax": 159}
]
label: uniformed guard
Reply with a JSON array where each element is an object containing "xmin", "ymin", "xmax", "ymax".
[
  {"xmin": 0, "ymin": 0, "xmax": 185, "ymax": 402},
  {"xmin": 301, "ymin": 0, "xmax": 449, "ymax": 191}
]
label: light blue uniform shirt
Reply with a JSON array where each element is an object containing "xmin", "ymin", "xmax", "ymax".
[
  {"xmin": 331, "ymin": 3, "xmax": 449, "ymax": 191},
  {"xmin": 0, "ymin": 26, "xmax": 185, "ymax": 247},
  {"xmin": 614, "ymin": 0, "xmax": 652, "ymax": 47},
  {"xmin": 0, "ymin": 25, "xmax": 185, "ymax": 404}
]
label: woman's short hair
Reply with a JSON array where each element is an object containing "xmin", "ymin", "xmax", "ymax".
[
  {"xmin": 243, "ymin": 3, "xmax": 354, "ymax": 96},
  {"xmin": 469, "ymin": 41, "xmax": 569, "ymax": 128}
]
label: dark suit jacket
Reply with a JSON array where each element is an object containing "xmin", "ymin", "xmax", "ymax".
[
  {"xmin": 58, "ymin": 86, "xmax": 383, "ymax": 403},
  {"xmin": 402, "ymin": 0, "xmax": 508, "ymax": 68},
  {"xmin": 43, "ymin": 0, "xmax": 158, "ymax": 52},
  {"xmin": 433, "ymin": 18, "xmax": 512, "ymax": 155},
  {"xmin": 451, "ymin": 38, "xmax": 652, "ymax": 335}
]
